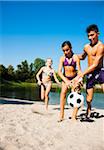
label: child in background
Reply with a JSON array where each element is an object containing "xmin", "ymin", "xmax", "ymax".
[{"xmin": 36, "ymin": 58, "xmax": 61, "ymax": 110}]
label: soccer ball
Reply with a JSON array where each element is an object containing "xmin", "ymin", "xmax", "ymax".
[{"xmin": 67, "ymin": 92, "xmax": 84, "ymax": 108}]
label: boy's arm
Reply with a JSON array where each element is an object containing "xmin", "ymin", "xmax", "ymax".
[
  {"xmin": 78, "ymin": 49, "xmax": 87, "ymax": 60},
  {"xmin": 82, "ymin": 45, "xmax": 104, "ymax": 76}
]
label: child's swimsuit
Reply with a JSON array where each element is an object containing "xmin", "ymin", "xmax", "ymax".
[
  {"xmin": 63, "ymin": 57, "xmax": 77, "ymax": 80},
  {"xmin": 42, "ymin": 70, "xmax": 53, "ymax": 88},
  {"xmin": 42, "ymin": 70, "xmax": 53, "ymax": 79},
  {"xmin": 86, "ymin": 67, "xmax": 104, "ymax": 89}
]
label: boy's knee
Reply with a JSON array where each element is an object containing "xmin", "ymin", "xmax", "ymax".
[
  {"xmin": 86, "ymin": 98, "xmax": 92, "ymax": 103},
  {"xmin": 86, "ymin": 101, "xmax": 91, "ymax": 106},
  {"xmin": 86, "ymin": 94, "xmax": 93, "ymax": 102}
]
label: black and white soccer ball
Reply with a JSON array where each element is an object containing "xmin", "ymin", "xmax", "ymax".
[{"xmin": 67, "ymin": 92, "xmax": 84, "ymax": 108}]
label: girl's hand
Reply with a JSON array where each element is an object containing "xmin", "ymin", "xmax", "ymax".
[{"xmin": 38, "ymin": 80, "xmax": 42, "ymax": 85}]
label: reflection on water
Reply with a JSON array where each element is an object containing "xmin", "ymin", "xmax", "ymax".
[
  {"xmin": 0, "ymin": 86, "xmax": 104, "ymax": 109},
  {"xmin": 0, "ymin": 86, "xmax": 41, "ymax": 101}
]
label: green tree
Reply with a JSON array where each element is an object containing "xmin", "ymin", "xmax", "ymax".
[
  {"xmin": 34, "ymin": 58, "xmax": 45, "ymax": 82},
  {"xmin": 26, "ymin": 63, "xmax": 35, "ymax": 82},
  {"xmin": 7, "ymin": 65, "xmax": 15, "ymax": 80},
  {"xmin": 0, "ymin": 64, "xmax": 8, "ymax": 81},
  {"xmin": 15, "ymin": 60, "xmax": 30, "ymax": 82}
]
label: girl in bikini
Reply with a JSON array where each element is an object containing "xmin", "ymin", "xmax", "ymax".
[
  {"xmin": 36, "ymin": 58, "xmax": 61, "ymax": 110},
  {"xmin": 58, "ymin": 41, "xmax": 82, "ymax": 121}
]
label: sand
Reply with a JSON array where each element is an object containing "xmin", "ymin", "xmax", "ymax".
[{"xmin": 0, "ymin": 100, "xmax": 104, "ymax": 150}]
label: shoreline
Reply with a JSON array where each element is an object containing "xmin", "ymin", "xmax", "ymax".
[
  {"xmin": 0, "ymin": 103, "xmax": 104, "ymax": 150},
  {"xmin": 0, "ymin": 97, "xmax": 35, "ymax": 103},
  {"xmin": 0, "ymin": 96, "xmax": 104, "ymax": 110}
]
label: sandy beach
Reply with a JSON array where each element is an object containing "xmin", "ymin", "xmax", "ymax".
[{"xmin": 0, "ymin": 100, "xmax": 104, "ymax": 150}]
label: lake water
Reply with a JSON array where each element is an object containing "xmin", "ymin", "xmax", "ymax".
[
  {"xmin": 49, "ymin": 92, "xmax": 104, "ymax": 109},
  {"xmin": 0, "ymin": 86, "xmax": 104, "ymax": 109}
]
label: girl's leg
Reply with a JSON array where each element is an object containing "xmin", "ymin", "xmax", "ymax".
[
  {"xmin": 59, "ymin": 82, "xmax": 68, "ymax": 121},
  {"xmin": 41, "ymin": 85, "xmax": 45, "ymax": 100},
  {"xmin": 44, "ymin": 83, "xmax": 52, "ymax": 110}
]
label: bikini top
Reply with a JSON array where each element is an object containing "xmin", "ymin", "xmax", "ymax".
[
  {"xmin": 63, "ymin": 57, "xmax": 76, "ymax": 68},
  {"xmin": 42, "ymin": 70, "xmax": 53, "ymax": 78}
]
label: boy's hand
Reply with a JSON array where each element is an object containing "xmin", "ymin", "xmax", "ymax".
[{"xmin": 78, "ymin": 71, "xmax": 84, "ymax": 78}]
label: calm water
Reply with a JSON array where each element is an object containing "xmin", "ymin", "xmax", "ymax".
[
  {"xmin": 49, "ymin": 92, "xmax": 104, "ymax": 109},
  {"xmin": 0, "ymin": 86, "xmax": 104, "ymax": 109}
]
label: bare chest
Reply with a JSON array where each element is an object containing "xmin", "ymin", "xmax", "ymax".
[{"xmin": 87, "ymin": 46, "xmax": 98, "ymax": 60}]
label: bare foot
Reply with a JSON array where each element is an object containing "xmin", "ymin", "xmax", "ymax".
[
  {"xmin": 86, "ymin": 112, "xmax": 91, "ymax": 119},
  {"xmin": 71, "ymin": 117, "xmax": 78, "ymax": 122},
  {"xmin": 58, "ymin": 118, "xmax": 64, "ymax": 122},
  {"xmin": 45, "ymin": 105, "xmax": 48, "ymax": 111}
]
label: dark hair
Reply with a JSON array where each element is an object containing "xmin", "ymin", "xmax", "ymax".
[
  {"xmin": 61, "ymin": 41, "xmax": 72, "ymax": 49},
  {"xmin": 86, "ymin": 24, "xmax": 99, "ymax": 33}
]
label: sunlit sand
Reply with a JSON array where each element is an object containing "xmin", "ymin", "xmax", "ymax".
[{"xmin": 0, "ymin": 101, "xmax": 104, "ymax": 150}]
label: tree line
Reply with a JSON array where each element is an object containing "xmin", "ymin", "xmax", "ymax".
[
  {"xmin": 0, "ymin": 58, "xmax": 86, "ymax": 84},
  {"xmin": 0, "ymin": 58, "xmax": 46, "ymax": 83}
]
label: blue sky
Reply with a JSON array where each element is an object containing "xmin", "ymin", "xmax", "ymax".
[{"xmin": 0, "ymin": 1, "xmax": 104, "ymax": 72}]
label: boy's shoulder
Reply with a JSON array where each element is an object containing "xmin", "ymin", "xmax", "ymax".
[
  {"xmin": 84, "ymin": 43, "xmax": 90, "ymax": 52},
  {"xmin": 84, "ymin": 43, "xmax": 89, "ymax": 48}
]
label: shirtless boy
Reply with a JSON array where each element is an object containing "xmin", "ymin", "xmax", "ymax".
[
  {"xmin": 58, "ymin": 41, "xmax": 82, "ymax": 121},
  {"xmin": 36, "ymin": 58, "xmax": 60, "ymax": 110},
  {"xmin": 78, "ymin": 24, "xmax": 104, "ymax": 118}
]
